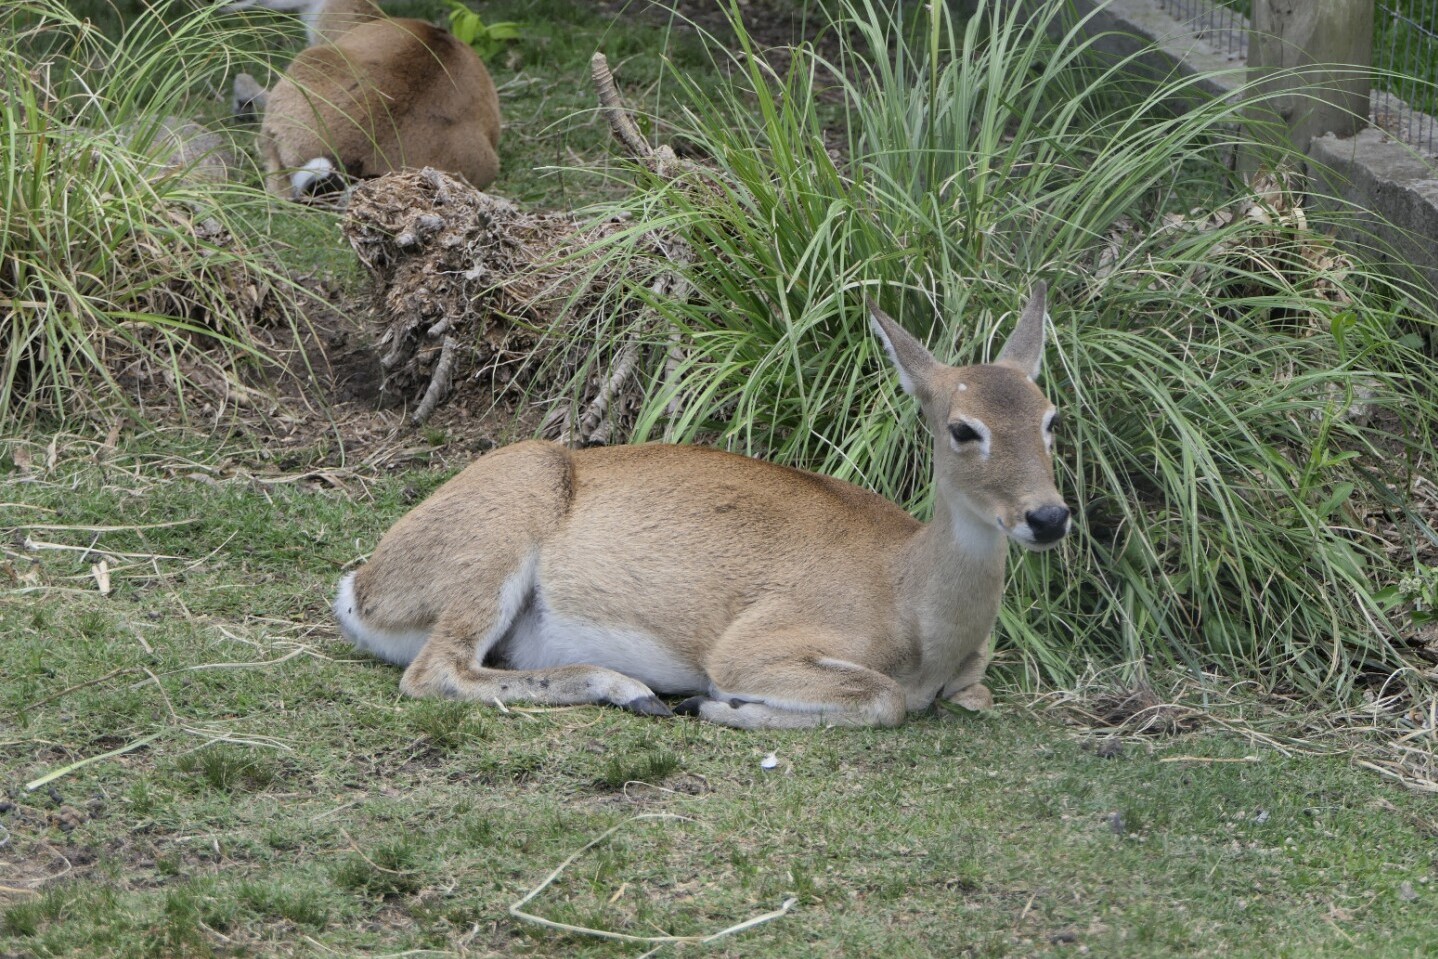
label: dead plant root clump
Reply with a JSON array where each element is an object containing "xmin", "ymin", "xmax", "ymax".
[
  {"xmin": 340, "ymin": 167, "xmax": 652, "ymax": 431},
  {"xmin": 339, "ymin": 54, "xmax": 705, "ymax": 439}
]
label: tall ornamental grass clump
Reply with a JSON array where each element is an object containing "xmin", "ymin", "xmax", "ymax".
[
  {"xmin": 1, "ymin": 0, "xmax": 305, "ymax": 426},
  {"xmin": 579, "ymin": 0, "xmax": 1438, "ymax": 696}
]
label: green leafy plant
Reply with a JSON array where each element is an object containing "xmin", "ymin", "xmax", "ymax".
[
  {"xmin": 560, "ymin": 0, "xmax": 1438, "ymax": 697},
  {"xmin": 403, "ymin": 698, "xmax": 490, "ymax": 750},
  {"xmin": 175, "ymin": 744, "xmax": 278, "ymax": 793},
  {"xmin": 446, "ymin": 1, "xmax": 522, "ymax": 61},
  {"xmin": 595, "ymin": 748, "xmax": 680, "ymax": 789},
  {"xmin": 333, "ymin": 838, "xmax": 425, "ymax": 898},
  {"xmin": 1, "ymin": 0, "xmax": 311, "ymax": 427},
  {"xmin": 1376, "ymin": 564, "xmax": 1438, "ymax": 627}
]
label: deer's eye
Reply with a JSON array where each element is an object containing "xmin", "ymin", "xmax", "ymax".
[
  {"xmin": 1046, "ymin": 412, "xmax": 1060, "ymax": 433},
  {"xmin": 949, "ymin": 422, "xmax": 981, "ymax": 444}
]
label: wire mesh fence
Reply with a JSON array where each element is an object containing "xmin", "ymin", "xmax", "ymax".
[
  {"xmin": 1373, "ymin": 1, "xmax": 1438, "ymax": 152},
  {"xmin": 1153, "ymin": 0, "xmax": 1437, "ymax": 153},
  {"xmin": 1154, "ymin": 0, "xmax": 1248, "ymax": 60}
]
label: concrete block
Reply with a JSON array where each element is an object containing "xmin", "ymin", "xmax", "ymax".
[{"xmin": 1309, "ymin": 128, "xmax": 1438, "ymax": 295}]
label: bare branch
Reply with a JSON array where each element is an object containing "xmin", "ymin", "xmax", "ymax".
[
  {"xmin": 591, "ymin": 53, "xmax": 653, "ymax": 159},
  {"xmin": 411, "ymin": 335, "xmax": 458, "ymax": 425}
]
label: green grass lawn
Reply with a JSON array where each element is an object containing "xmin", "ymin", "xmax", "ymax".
[{"xmin": 2, "ymin": 431, "xmax": 1436, "ymax": 958}]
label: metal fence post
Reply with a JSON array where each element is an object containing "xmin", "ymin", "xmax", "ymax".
[{"xmin": 1241, "ymin": 0, "xmax": 1375, "ymax": 173}]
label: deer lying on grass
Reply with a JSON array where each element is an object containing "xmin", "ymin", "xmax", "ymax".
[
  {"xmin": 335, "ymin": 286, "xmax": 1070, "ymax": 729},
  {"xmin": 225, "ymin": 0, "xmax": 501, "ymax": 199}
]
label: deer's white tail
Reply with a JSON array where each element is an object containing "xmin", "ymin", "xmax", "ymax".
[{"xmin": 333, "ymin": 571, "xmax": 428, "ymax": 667}]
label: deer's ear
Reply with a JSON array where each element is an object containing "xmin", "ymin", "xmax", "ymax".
[
  {"xmin": 867, "ymin": 298, "xmax": 941, "ymax": 400},
  {"xmin": 996, "ymin": 282, "xmax": 1048, "ymax": 381}
]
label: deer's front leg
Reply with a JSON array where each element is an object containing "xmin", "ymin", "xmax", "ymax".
[
  {"xmin": 939, "ymin": 648, "xmax": 994, "ymax": 712},
  {"xmin": 680, "ymin": 628, "xmax": 909, "ymax": 729}
]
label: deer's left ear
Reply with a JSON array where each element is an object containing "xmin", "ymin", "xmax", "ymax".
[{"xmin": 996, "ymin": 282, "xmax": 1048, "ymax": 381}]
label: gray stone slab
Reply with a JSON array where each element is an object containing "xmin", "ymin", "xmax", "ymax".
[{"xmin": 1310, "ymin": 128, "xmax": 1438, "ymax": 295}]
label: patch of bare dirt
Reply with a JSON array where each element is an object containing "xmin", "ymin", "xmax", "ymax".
[{"xmin": 241, "ymin": 270, "xmax": 528, "ymax": 469}]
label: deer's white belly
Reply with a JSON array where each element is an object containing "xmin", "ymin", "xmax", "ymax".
[{"xmin": 501, "ymin": 598, "xmax": 706, "ymax": 694}]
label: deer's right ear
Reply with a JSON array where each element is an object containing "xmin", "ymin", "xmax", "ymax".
[
  {"xmin": 867, "ymin": 298, "xmax": 940, "ymax": 400},
  {"xmin": 995, "ymin": 281, "xmax": 1048, "ymax": 381}
]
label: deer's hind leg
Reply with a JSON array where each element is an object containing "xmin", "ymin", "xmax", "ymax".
[
  {"xmin": 377, "ymin": 522, "xmax": 671, "ymax": 716},
  {"xmin": 399, "ymin": 604, "xmax": 672, "ymax": 717},
  {"xmin": 347, "ymin": 442, "xmax": 668, "ymax": 715},
  {"xmin": 393, "ymin": 546, "xmax": 669, "ymax": 717}
]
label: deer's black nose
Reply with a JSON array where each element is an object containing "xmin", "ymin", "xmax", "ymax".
[{"xmin": 1026, "ymin": 505, "xmax": 1071, "ymax": 544}]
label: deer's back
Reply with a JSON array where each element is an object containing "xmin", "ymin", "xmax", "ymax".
[{"xmin": 368, "ymin": 442, "xmax": 919, "ymax": 650}]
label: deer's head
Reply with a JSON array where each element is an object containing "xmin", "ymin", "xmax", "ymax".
[{"xmin": 869, "ymin": 284, "xmax": 1071, "ymax": 552}]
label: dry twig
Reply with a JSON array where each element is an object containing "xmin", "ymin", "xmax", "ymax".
[{"xmin": 509, "ymin": 813, "xmax": 797, "ymax": 945}]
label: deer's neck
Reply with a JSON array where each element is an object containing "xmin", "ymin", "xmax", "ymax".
[
  {"xmin": 899, "ymin": 496, "xmax": 1007, "ymax": 658},
  {"xmin": 308, "ymin": 0, "xmax": 383, "ymax": 45}
]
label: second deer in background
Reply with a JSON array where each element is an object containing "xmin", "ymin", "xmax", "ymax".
[{"xmin": 226, "ymin": 0, "xmax": 502, "ymax": 199}]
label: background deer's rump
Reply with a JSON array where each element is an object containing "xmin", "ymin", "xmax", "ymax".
[{"xmin": 228, "ymin": 0, "xmax": 501, "ymax": 198}]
